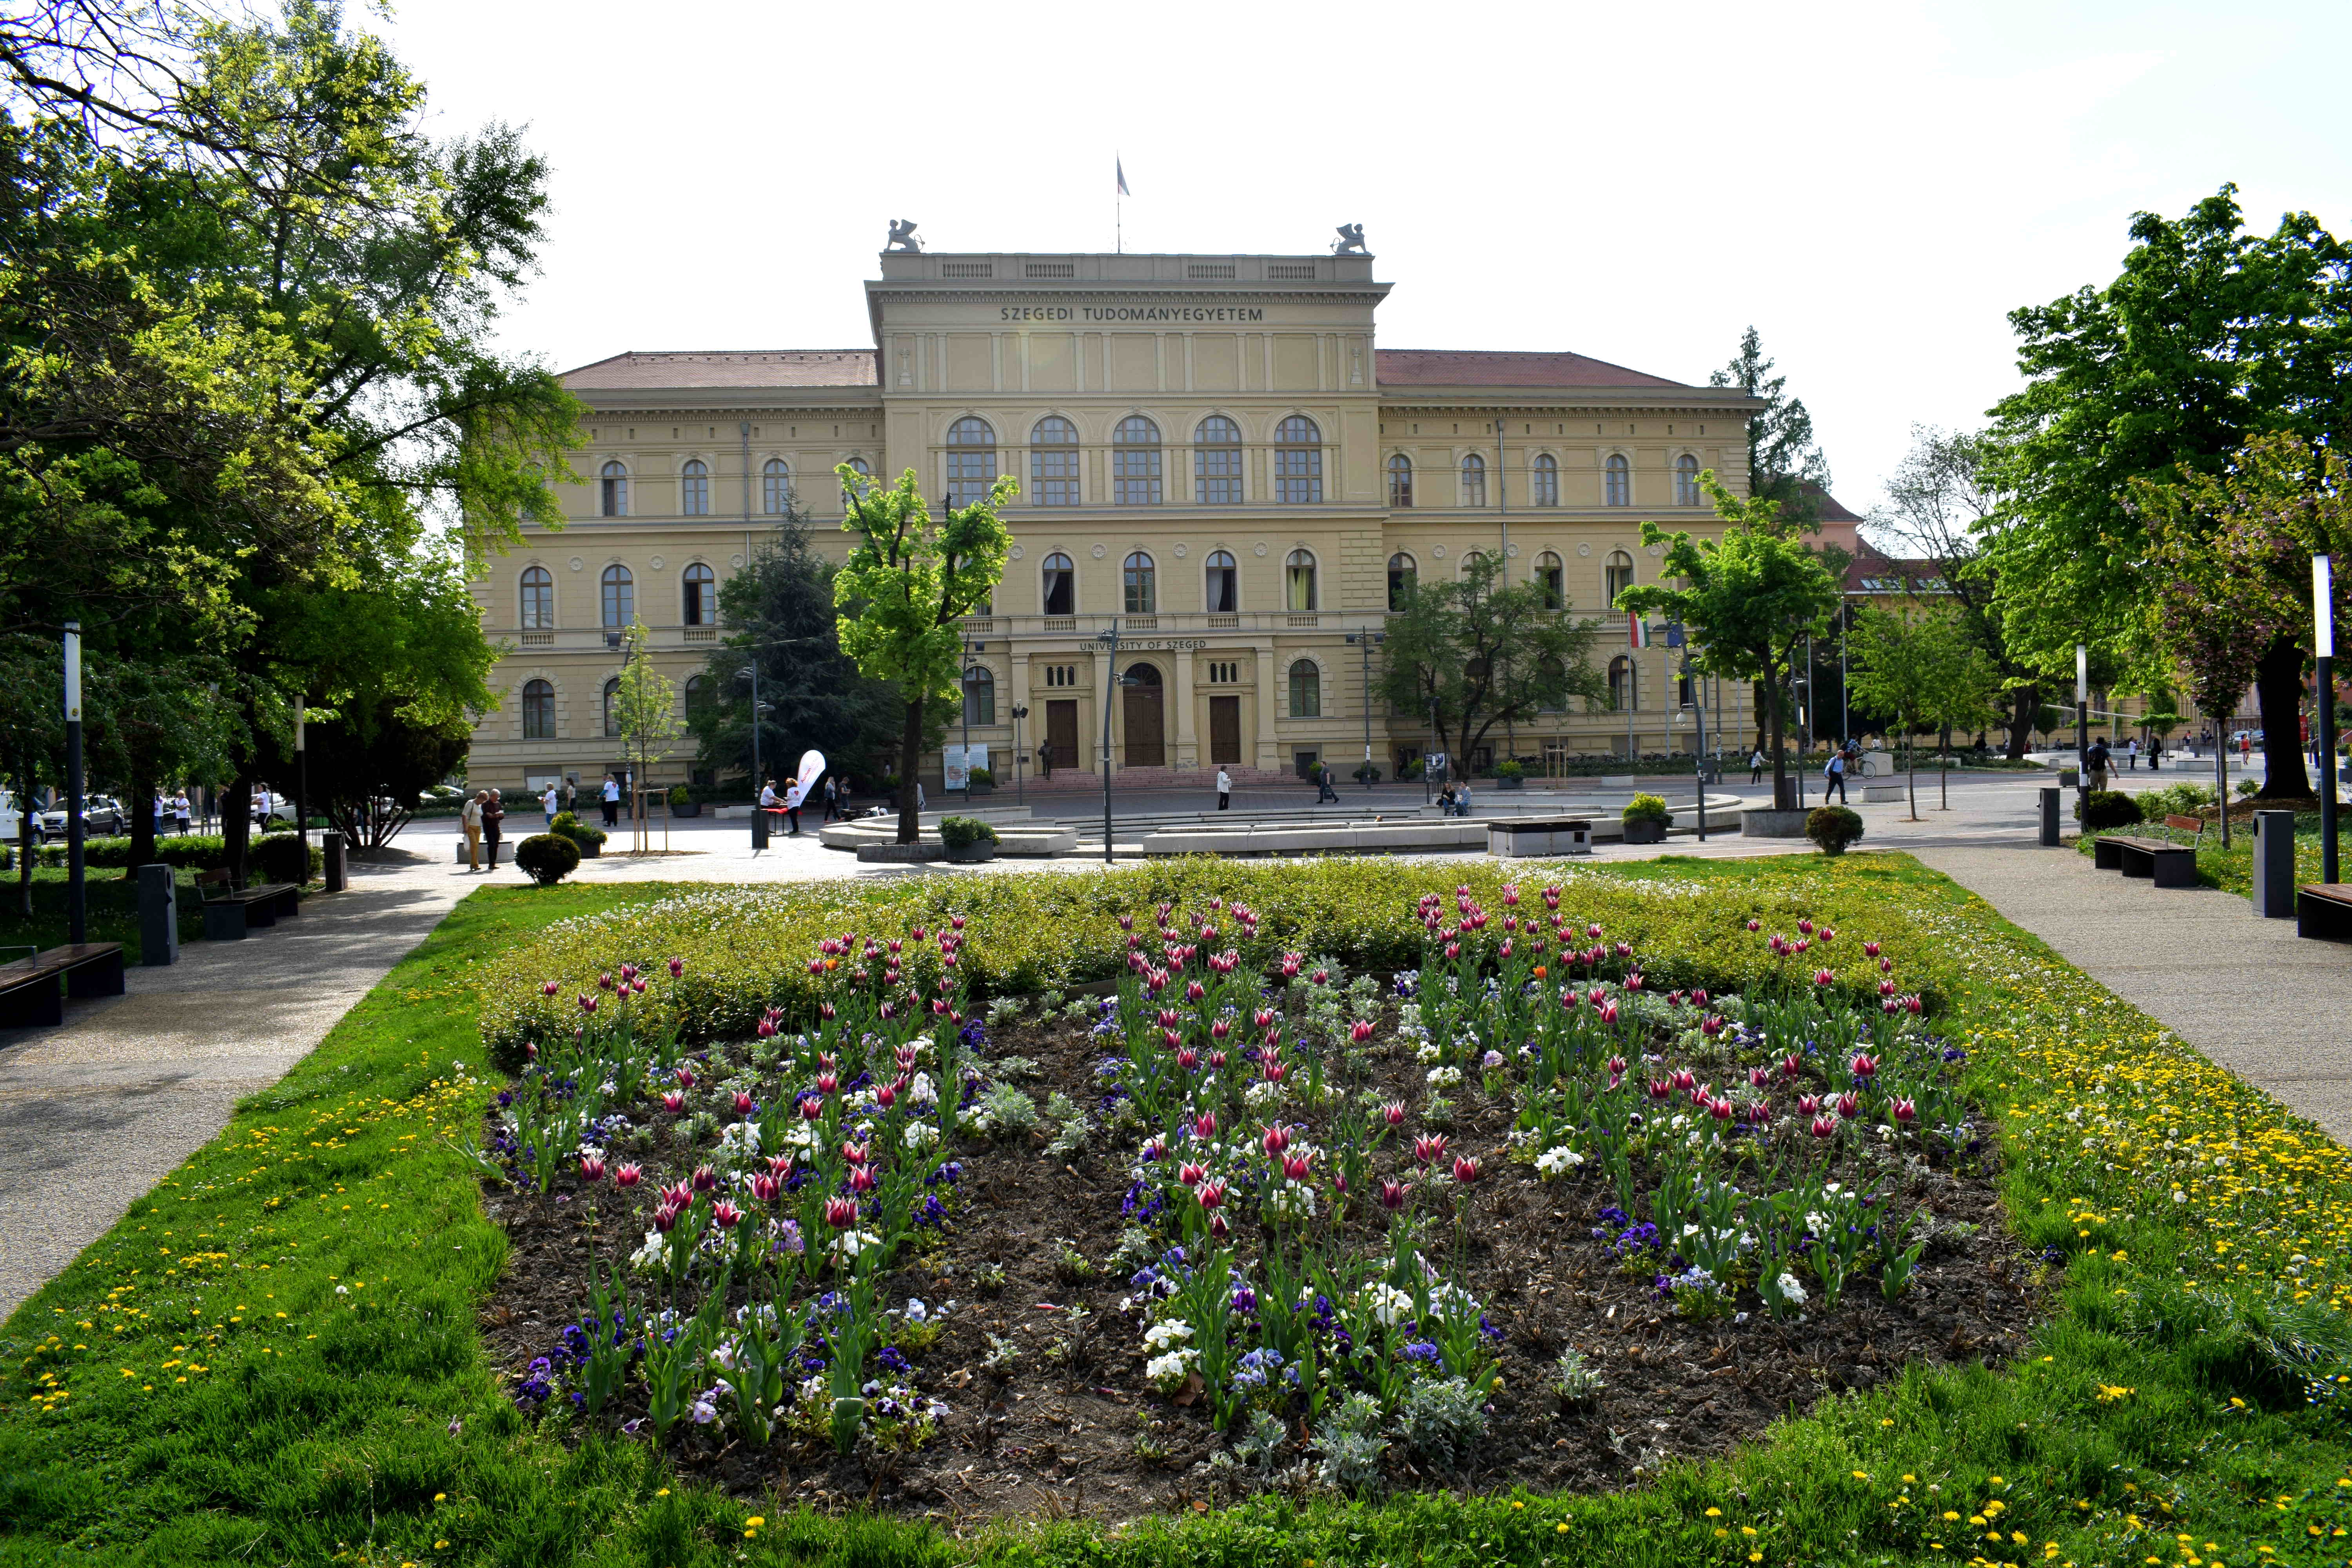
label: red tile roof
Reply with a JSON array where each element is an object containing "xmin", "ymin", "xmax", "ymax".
[
  {"xmin": 1374, "ymin": 348, "xmax": 1689, "ymax": 390},
  {"xmin": 1799, "ymin": 480, "xmax": 1863, "ymax": 524},
  {"xmin": 563, "ymin": 350, "xmax": 880, "ymax": 390}
]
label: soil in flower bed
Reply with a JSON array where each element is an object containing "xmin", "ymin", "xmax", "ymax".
[{"xmin": 475, "ymin": 985, "xmax": 2038, "ymax": 1519}]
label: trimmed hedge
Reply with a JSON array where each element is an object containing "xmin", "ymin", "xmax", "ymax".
[
  {"xmin": 474, "ymin": 856, "xmax": 1954, "ymax": 1069},
  {"xmin": 938, "ymin": 815, "xmax": 1000, "ymax": 849},
  {"xmin": 1622, "ymin": 791, "xmax": 1672, "ymax": 824},
  {"xmin": 1807, "ymin": 804, "xmax": 1866, "ymax": 855},
  {"xmin": 15, "ymin": 832, "xmax": 319, "ymax": 878},
  {"xmin": 2080, "ymin": 789, "xmax": 2145, "ymax": 831},
  {"xmin": 514, "ymin": 832, "xmax": 581, "ymax": 886},
  {"xmin": 549, "ymin": 809, "xmax": 607, "ymax": 849}
]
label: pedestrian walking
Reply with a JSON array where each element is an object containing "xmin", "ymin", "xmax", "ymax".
[
  {"xmin": 172, "ymin": 791, "xmax": 191, "ymax": 835},
  {"xmin": 1315, "ymin": 762, "xmax": 1339, "ymax": 803},
  {"xmin": 560, "ymin": 777, "xmax": 576, "ymax": 817},
  {"xmin": 1750, "ymin": 748, "xmax": 1766, "ymax": 785},
  {"xmin": 1823, "ymin": 748, "xmax": 1848, "ymax": 804},
  {"xmin": 916, "ymin": 781, "xmax": 927, "ymax": 812},
  {"xmin": 2123, "ymin": 737, "xmax": 2138, "ymax": 771},
  {"xmin": 541, "ymin": 783, "xmax": 558, "ymax": 824},
  {"xmin": 1038, "ymin": 741, "xmax": 1053, "ymax": 782},
  {"xmin": 2086, "ymin": 739, "xmax": 2110, "ymax": 793},
  {"xmin": 822, "ymin": 776, "xmax": 838, "ymax": 822},
  {"xmin": 461, "ymin": 791, "xmax": 484, "ymax": 872},
  {"xmin": 1216, "ymin": 768, "xmax": 1231, "ymax": 811},
  {"xmin": 481, "ymin": 789, "xmax": 506, "ymax": 868},
  {"xmin": 601, "ymin": 773, "xmax": 621, "ymax": 829}
]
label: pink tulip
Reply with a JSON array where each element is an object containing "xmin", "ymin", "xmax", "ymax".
[
  {"xmin": 1210, "ymin": 1050, "xmax": 1228, "ymax": 1071},
  {"xmin": 1193, "ymin": 1110, "xmax": 1218, "ymax": 1140},
  {"xmin": 841, "ymin": 1140, "xmax": 869, "ymax": 1166},
  {"xmin": 1797, "ymin": 919, "xmax": 1814, "ymax": 936},
  {"xmin": 1670, "ymin": 1068, "xmax": 1696, "ymax": 1093},
  {"xmin": 691, "ymin": 1165, "xmax": 717, "ymax": 1193},
  {"xmin": 1710, "ymin": 1097, "xmax": 1735, "ymax": 1121},
  {"xmin": 1647, "ymin": 1079, "xmax": 1672, "ymax": 1103},
  {"xmin": 1261, "ymin": 1124, "xmax": 1290, "ymax": 1157},
  {"xmin": 750, "ymin": 1172, "xmax": 780, "ymax": 1203},
  {"xmin": 1781, "ymin": 1053, "xmax": 1804, "ymax": 1079},
  {"xmin": 1383, "ymin": 1101, "xmax": 1408, "ymax": 1127},
  {"xmin": 1797, "ymin": 1094, "xmax": 1822, "ymax": 1116},
  {"xmin": 1813, "ymin": 969, "xmax": 1834, "ymax": 988},
  {"xmin": 849, "ymin": 1165, "xmax": 877, "ymax": 1194},
  {"xmin": 1884, "ymin": 998, "xmax": 1900, "ymax": 1015},
  {"xmin": 1692, "ymin": 989, "xmax": 1710, "ymax": 1006},
  {"xmin": 598, "ymin": 972, "xmax": 615, "ymax": 991},
  {"xmin": 824, "ymin": 1196, "xmax": 857, "ymax": 1229},
  {"xmin": 816, "ymin": 1072, "xmax": 838, "ymax": 1095},
  {"xmin": 875, "ymin": 1082, "xmax": 897, "ymax": 1109},
  {"xmin": 1849, "ymin": 1053, "xmax": 1878, "ymax": 1079},
  {"xmin": 1836, "ymin": 1092, "xmax": 1860, "ymax": 1119},
  {"xmin": 652, "ymin": 1202, "xmax": 680, "ymax": 1232},
  {"xmin": 579, "ymin": 1155, "xmax": 606, "ymax": 1183},
  {"xmin": 1379, "ymin": 1178, "xmax": 1409, "ymax": 1211},
  {"xmin": 1810, "ymin": 1115, "xmax": 1838, "ymax": 1140},
  {"xmin": 799, "ymin": 1096, "xmax": 822, "ymax": 1122},
  {"xmin": 669, "ymin": 956, "xmax": 685, "ymax": 977},
  {"xmin": 661, "ymin": 1092, "xmax": 683, "ymax": 1114},
  {"xmin": 1750, "ymin": 1066, "xmax": 1770, "ymax": 1089},
  {"xmin": 577, "ymin": 995, "xmax": 597, "ymax": 1014},
  {"xmin": 1194, "ymin": 1180, "xmax": 1227, "ymax": 1210},
  {"xmin": 1892, "ymin": 1097, "xmax": 1917, "ymax": 1125},
  {"xmin": 1880, "ymin": 955, "xmax": 1893, "ymax": 974},
  {"xmin": 1905, "ymin": 995, "xmax": 1923, "ymax": 1015},
  {"xmin": 734, "ymin": 1091, "xmax": 755, "ymax": 1116},
  {"xmin": 1599, "ymin": 1001, "xmax": 1619, "ymax": 1025},
  {"xmin": 1414, "ymin": 1133, "xmax": 1448, "ymax": 1165},
  {"xmin": 711, "ymin": 1199, "xmax": 744, "ymax": 1230},
  {"xmin": 1179, "ymin": 1161, "xmax": 1206, "ymax": 1186},
  {"xmin": 615, "ymin": 1163, "xmax": 642, "ymax": 1188},
  {"xmin": 1351, "ymin": 1020, "xmax": 1376, "ymax": 1045},
  {"xmin": 1862, "ymin": 941, "xmax": 1881, "ymax": 958},
  {"xmin": 541, "ymin": 980, "xmax": 559, "ymax": 997},
  {"xmin": 1452, "ymin": 1155, "xmax": 1483, "ymax": 1184},
  {"xmin": 1282, "ymin": 1152, "xmax": 1312, "ymax": 1181},
  {"xmin": 1702, "ymin": 1015, "xmax": 1726, "ymax": 1038},
  {"xmin": 1625, "ymin": 971, "xmax": 1645, "ymax": 991},
  {"xmin": 1747, "ymin": 918, "xmax": 1762, "ymax": 932},
  {"xmin": 675, "ymin": 1067, "xmax": 696, "ymax": 1090}
]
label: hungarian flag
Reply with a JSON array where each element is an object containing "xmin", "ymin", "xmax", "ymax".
[
  {"xmin": 1627, "ymin": 612, "xmax": 1650, "ymax": 648},
  {"xmin": 1116, "ymin": 157, "xmax": 1130, "ymax": 196}
]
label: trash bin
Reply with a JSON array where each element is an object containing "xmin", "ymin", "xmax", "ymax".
[
  {"xmin": 2038, "ymin": 787, "xmax": 2061, "ymax": 848},
  {"xmin": 322, "ymin": 830, "xmax": 347, "ymax": 893},
  {"xmin": 751, "ymin": 807, "xmax": 770, "ymax": 849},
  {"xmin": 2252, "ymin": 808, "xmax": 2298, "ymax": 918},
  {"xmin": 137, "ymin": 862, "xmax": 178, "ymax": 965}
]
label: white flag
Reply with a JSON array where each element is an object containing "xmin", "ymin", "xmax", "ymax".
[{"xmin": 1116, "ymin": 157, "xmax": 1130, "ymax": 197}]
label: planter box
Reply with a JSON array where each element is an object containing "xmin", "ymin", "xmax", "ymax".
[
  {"xmin": 566, "ymin": 837, "xmax": 602, "ymax": 859},
  {"xmin": 855, "ymin": 843, "xmax": 945, "ymax": 864},
  {"xmin": 2057, "ymin": 768, "xmax": 2080, "ymax": 788},
  {"xmin": 670, "ymin": 801, "xmax": 701, "ymax": 818},
  {"xmin": 944, "ymin": 843, "xmax": 997, "ymax": 864},
  {"xmin": 967, "ymin": 782, "xmax": 994, "ymax": 797},
  {"xmin": 1497, "ymin": 775, "xmax": 1525, "ymax": 790},
  {"xmin": 1489, "ymin": 819, "xmax": 1592, "ymax": 858},
  {"xmin": 1861, "ymin": 784, "xmax": 1906, "ymax": 803},
  {"xmin": 1622, "ymin": 819, "xmax": 1668, "ymax": 844},
  {"xmin": 1739, "ymin": 808, "xmax": 1810, "ymax": 838}
]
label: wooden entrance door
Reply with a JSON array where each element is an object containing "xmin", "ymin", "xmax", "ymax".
[
  {"xmin": 1123, "ymin": 664, "xmax": 1165, "ymax": 767},
  {"xmin": 1209, "ymin": 695, "xmax": 1241, "ymax": 764},
  {"xmin": 1046, "ymin": 701, "xmax": 1078, "ymax": 771}
]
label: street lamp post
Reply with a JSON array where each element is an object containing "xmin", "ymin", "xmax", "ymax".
[
  {"xmin": 2076, "ymin": 642, "xmax": 2090, "ymax": 828},
  {"xmin": 1346, "ymin": 630, "xmax": 1384, "ymax": 789},
  {"xmin": 1009, "ymin": 704, "xmax": 1029, "ymax": 806},
  {"xmin": 2318, "ymin": 555, "xmax": 2338, "ymax": 884},
  {"xmin": 64, "ymin": 621, "xmax": 85, "ymax": 942}
]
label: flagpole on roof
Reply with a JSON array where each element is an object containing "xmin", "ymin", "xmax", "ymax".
[{"xmin": 1115, "ymin": 153, "xmax": 1124, "ymax": 253}]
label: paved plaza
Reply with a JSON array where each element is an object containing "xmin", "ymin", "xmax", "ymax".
[{"xmin": 2, "ymin": 766, "xmax": 2343, "ymax": 1318}]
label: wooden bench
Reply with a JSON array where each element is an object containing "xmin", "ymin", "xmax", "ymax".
[
  {"xmin": 0, "ymin": 942, "xmax": 126, "ymax": 1029},
  {"xmin": 2299, "ymin": 883, "xmax": 2352, "ymax": 941},
  {"xmin": 194, "ymin": 871, "xmax": 301, "ymax": 941},
  {"xmin": 2161, "ymin": 812, "xmax": 2207, "ymax": 844},
  {"xmin": 2091, "ymin": 833, "xmax": 2198, "ymax": 886}
]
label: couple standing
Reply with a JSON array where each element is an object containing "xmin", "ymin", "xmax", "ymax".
[{"xmin": 459, "ymin": 789, "xmax": 505, "ymax": 871}]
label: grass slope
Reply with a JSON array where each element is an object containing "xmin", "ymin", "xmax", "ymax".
[{"xmin": 5, "ymin": 857, "xmax": 2352, "ymax": 1568}]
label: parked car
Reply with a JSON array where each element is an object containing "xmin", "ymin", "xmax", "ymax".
[{"xmin": 35, "ymin": 795, "xmax": 127, "ymax": 837}]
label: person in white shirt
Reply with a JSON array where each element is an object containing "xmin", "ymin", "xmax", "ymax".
[
  {"xmin": 759, "ymin": 779, "xmax": 780, "ymax": 809},
  {"xmin": 600, "ymin": 774, "xmax": 620, "ymax": 829},
  {"xmin": 1216, "ymin": 768, "xmax": 1232, "ymax": 811},
  {"xmin": 460, "ymin": 792, "xmax": 483, "ymax": 872},
  {"xmin": 1749, "ymin": 749, "xmax": 1766, "ymax": 785},
  {"xmin": 541, "ymin": 785, "xmax": 558, "ymax": 822}
]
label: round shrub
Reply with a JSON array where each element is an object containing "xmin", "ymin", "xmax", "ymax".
[
  {"xmin": 966, "ymin": 766, "xmax": 994, "ymax": 788},
  {"xmin": 549, "ymin": 810, "xmax": 607, "ymax": 848},
  {"xmin": 667, "ymin": 786, "xmax": 692, "ymax": 808},
  {"xmin": 938, "ymin": 816, "xmax": 1000, "ymax": 850},
  {"xmin": 514, "ymin": 833, "xmax": 582, "ymax": 886},
  {"xmin": 2078, "ymin": 790, "xmax": 2143, "ymax": 831},
  {"xmin": 1495, "ymin": 759, "xmax": 1525, "ymax": 782},
  {"xmin": 1806, "ymin": 805, "xmax": 1865, "ymax": 856},
  {"xmin": 1623, "ymin": 793, "xmax": 1672, "ymax": 826}
]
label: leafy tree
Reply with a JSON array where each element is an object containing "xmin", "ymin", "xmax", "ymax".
[
  {"xmin": 833, "ymin": 466, "xmax": 1013, "ymax": 844},
  {"xmin": 1847, "ymin": 608, "xmax": 2001, "ymax": 817},
  {"xmin": 1376, "ymin": 553, "xmax": 1604, "ymax": 778},
  {"xmin": 256, "ymin": 693, "xmax": 467, "ymax": 853},
  {"xmin": 1710, "ymin": 326, "xmax": 1832, "ymax": 524},
  {"xmin": 1869, "ymin": 425, "xmax": 2051, "ymax": 757},
  {"xmin": 2136, "ymin": 432, "xmax": 2352, "ymax": 800},
  {"xmin": 690, "ymin": 512, "xmax": 907, "ymax": 792},
  {"xmin": 608, "ymin": 622, "xmax": 680, "ymax": 848},
  {"xmin": 1984, "ymin": 185, "xmax": 2352, "ymax": 792},
  {"xmin": 1620, "ymin": 472, "xmax": 1842, "ymax": 809}
]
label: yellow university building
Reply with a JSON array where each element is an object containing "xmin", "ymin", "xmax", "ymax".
[{"xmin": 466, "ymin": 238, "xmax": 1772, "ymax": 797}]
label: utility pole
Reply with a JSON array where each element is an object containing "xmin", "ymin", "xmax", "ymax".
[
  {"xmin": 2076, "ymin": 642, "xmax": 2090, "ymax": 829},
  {"xmin": 294, "ymin": 696, "xmax": 308, "ymax": 864},
  {"xmin": 2319, "ymin": 555, "xmax": 2338, "ymax": 884},
  {"xmin": 1347, "ymin": 630, "xmax": 1384, "ymax": 789}
]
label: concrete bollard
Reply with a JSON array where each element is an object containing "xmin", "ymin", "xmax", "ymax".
[
  {"xmin": 137, "ymin": 862, "xmax": 178, "ymax": 965},
  {"xmin": 2038, "ymin": 787, "xmax": 2061, "ymax": 848}
]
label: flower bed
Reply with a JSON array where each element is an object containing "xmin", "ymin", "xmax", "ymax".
[{"xmin": 471, "ymin": 884, "xmax": 2028, "ymax": 1510}]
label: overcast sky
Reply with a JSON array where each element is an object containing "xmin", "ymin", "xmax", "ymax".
[{"xmin": 376, "ymin": 0, "xmax": 2351, "ymax": 516}]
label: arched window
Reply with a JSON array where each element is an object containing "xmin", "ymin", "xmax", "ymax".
[
  {"xmin": 1608, "ymin": 655, "xmax": 1635, "ymax": 713},
  {"xmin": 680, "ymin": 459, "xmax": 710, "ymax": 516},
  {"xmin": 682, "ymin": 563, "xmax": 715, "ymax": 626},
  {"xmin": 1675, "ymin": 452, "xmax": 1702, "ymax": 506},
  {"xmin": 762, "ymin": 459, "xmax": 791, "ymax": 515},
  {"xmin": 1041, "ymin": 551, "xmax": 1074, "ymax": 616},
  {"xmin": 522, "ymin": 678, "xmax": 555, "ymax": 739},
  {"xmin": 1387, "ymin": 453, "xmax": 1413, "ymax": 508},
  {"xmin": 1460, "ymin": 549, "xmax": 1486, "ymax": 583},
  {"xmin": 841, "ymin": 456, "xmax": 871, "ymax": 506},
  {"xmin": 1123, "ymin": 551, "xmax": 1156, "ymax": 614},
  {"xmin": 1205, "ymin": 550, "xmax": 1238, "ymax": 613},
  {"xmin": 1536, "ymin": 551, "xmax": 1564, "ymax": 610},
  {"xmin": 602, "ymin": 675, "xmax": 622, "ymax": 737},
  {"xmin": 1285, "ymin": 549, "xmax": 1318, "ymax": 612},
  {"xmin": 1195, "ymin": 416, "xmax": 1243, "ymax": 504},
  {"xmin": 1112, "ymin": 415, "xmax": 1163, "ymax": 505},
  {"xmin": 684, "ymin": 674, "xmax": 714, "ymax": 715},
  {"xmin": 1531, "ymin": 452, "xmax": 1560, "ymax": 506},
  {"xmin": 519, "ymin": 565, "xmax": 554, "ymax": 630},
  {"xmin": 600, "ymin": 564, "xmax": 634, "ymax": 628},
  {"xmin": 1031, "ymin": 416, "xmax": 1078, "ymax": 506},
  {"xmin": 962, "ymin": 664, "xmax": 996, "ymax": 726},
  {"xmin": 1288, "ymin": 659, "xmax": 1322, "ymax": 718},
  {"xmin": 1604, "ymin": 452, "xmax": 1631, "ymax": 506},
  {"xmin": 1604, "ymin": 550, "xmax": 1635, "ymax": 607},
  {"xmin": 1387, "ymin": 552, "xmax": 1416, "ymax": 611},
  {"xmin": 1460, "ymin": 452, "xmax": 1486, "ymax": 508},
  {"xmin": 599, "ymin": 461, "xmax": 628, "ymax": 517},
  {"xmin": 1274, "ymin": 416, "xmax": 1322, "ymax": 503},
  {"xmin": 945, "ymin": 416, "xmax": 996, "ymax": 508}
]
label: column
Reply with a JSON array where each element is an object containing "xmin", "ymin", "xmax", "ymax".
[
  {"xmin": 1171, "ymin": 651, "xmax": 1196, "ymax": 770},
  {"xmin": 1251, "ymin": 639, "xmax": 1279, "ymax": 771}
]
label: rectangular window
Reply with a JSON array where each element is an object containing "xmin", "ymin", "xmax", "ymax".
[{"xmin": 1113, "ymin": 447, "xmax": 1163, "ymax": 506}]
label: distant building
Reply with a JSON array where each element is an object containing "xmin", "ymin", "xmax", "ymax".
[{"xmin": 464, "ymin": 243, "xmax": 1771, "ymax": 795}]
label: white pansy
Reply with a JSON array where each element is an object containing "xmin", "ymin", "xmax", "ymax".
[
  {"xmin": 1535, "ymin": 1146, "xmax": 1584, "ymax": 1178},
  {"xmin": 1363, "ymin": 1282, "xmax": 1414, "ymax": 1327},
  {"xmin": 1142, "ymin": 1319, "xmax": 1193, "ymax": 1351},
  {"xmin": 903, "ymin": 1120, "xmax": 941, "ymax": 1151},
  {"xmin": 1775, "ymin": 1272, "xmax": 1808, "ymax": 1306}
]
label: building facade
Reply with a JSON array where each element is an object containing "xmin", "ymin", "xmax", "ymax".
[{"xmin": 465, "ymin": 244, "xmax": 1769, "ymax": 797}]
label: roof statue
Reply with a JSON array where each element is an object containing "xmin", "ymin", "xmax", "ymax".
[
  {"xmin": 1333, "ymin": 223, "xmax": 1367, "ymax": 256},
  {"xmin": 886, "ymin": 219, "xmax": 921, "ymax": 253}
]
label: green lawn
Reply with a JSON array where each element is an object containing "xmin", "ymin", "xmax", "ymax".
[{"xmin": 7, "ymin": 858, "xmax": 2352, "ymax": 1567}]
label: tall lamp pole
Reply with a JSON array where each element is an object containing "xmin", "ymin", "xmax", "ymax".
[
  {"xmin": 2076, "ymin": 642, "xmax": 2090, "ymax": 826},
  {"xmin": 64, "ymin": 621, "xmax": 85, "ymax": 945},
  {"xmin": 2318, "ymin": 555, "xmax": 2338, "ymax": 885},
  {"xmin": 293, "ymin": 696, "xmax": 308, "ymax": 863},
  {"xmin": 1347, "ymin": 630, "xmax": 1384, "ymax": 789},
  {"xmin": 1010, "ymin": 704, "xmax": 1029, "ymax": 806},
  {"xmin": 1097, "ymin": 621, "xmax": 1123, "ymax": 865}
]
